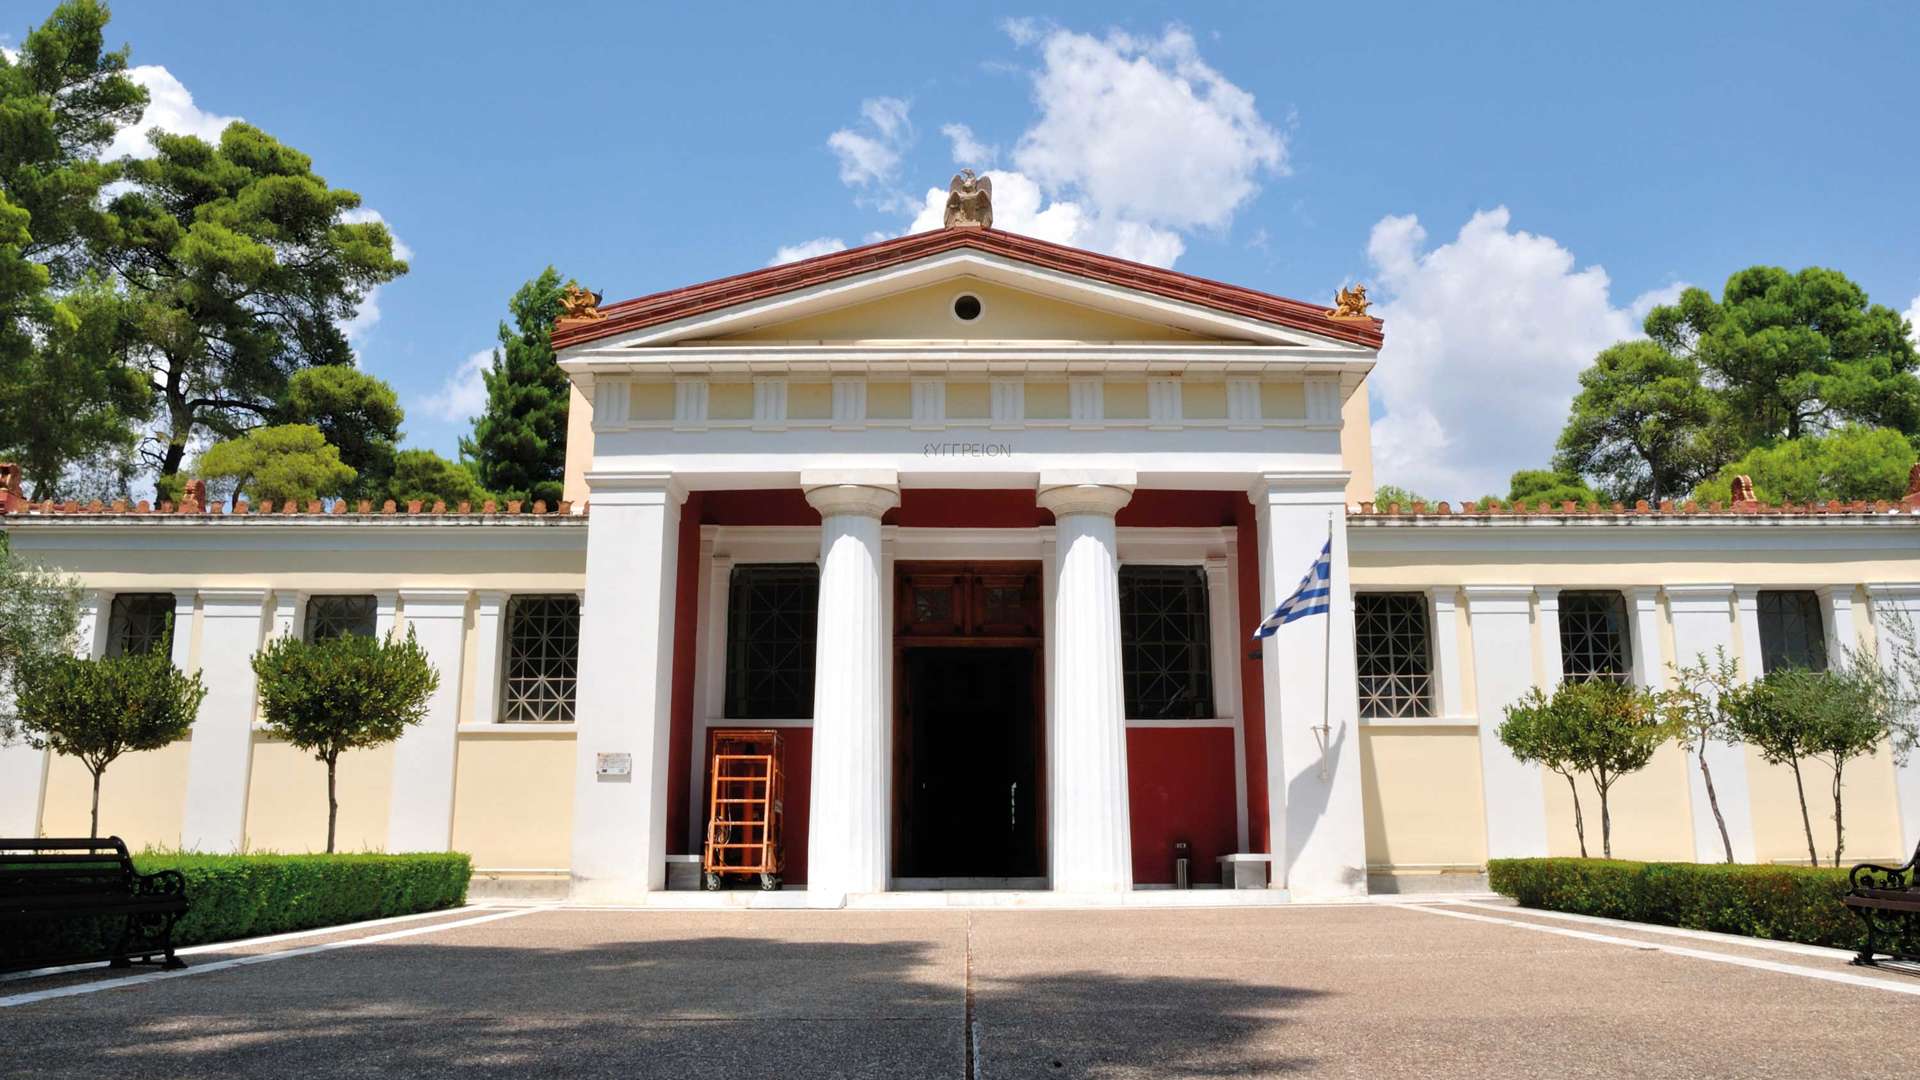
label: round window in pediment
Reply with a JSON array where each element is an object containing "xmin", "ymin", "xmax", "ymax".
[{"xmin": 952, "ymin": 293, "xmax": 984, "ymax": 321}]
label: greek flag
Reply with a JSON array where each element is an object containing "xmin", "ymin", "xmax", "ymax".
[{"xmin": 1253, "ymin": 539, "xmax": 1331, "ymax": 638}]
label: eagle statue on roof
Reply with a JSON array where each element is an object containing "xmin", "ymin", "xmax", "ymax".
[{"xmin": 943, "ymin": 169, "xmax": 993, "ymax": 229}]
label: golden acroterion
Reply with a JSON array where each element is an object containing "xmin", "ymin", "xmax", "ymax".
[
  {"xmin": 1327, "ymin": 283, "xmax": 1372, "ymax": 319},
  {"xmin": 557, "ymin": 282, "xmax": 605, "ymax": 322}
]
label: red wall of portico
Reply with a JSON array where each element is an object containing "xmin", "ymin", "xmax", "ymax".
[{"xmin": 662, "ymin": 487, "xmax": 1263, "ymax": 886}]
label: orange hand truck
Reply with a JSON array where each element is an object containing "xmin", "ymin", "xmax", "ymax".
[{"xmin": 702, "ymin": 728, "xmax": 785, "ymax": 890}]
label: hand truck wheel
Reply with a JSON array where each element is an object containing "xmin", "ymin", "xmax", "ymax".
[
  {"xmin": 704, "ymin": 870, "xmax": 722, "ymax": 891},
  {"xmin": 759, "ymin": 872, "xmax": 780, "ymax": 891}
]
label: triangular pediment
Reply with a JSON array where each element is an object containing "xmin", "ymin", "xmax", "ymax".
[
  {"xmin": 691, "ymin": 276, "xmax": 1229, "ymax": 345},
  {"xmin": 553, "ymin": 228, "xmax": 1382, "ymax": 355}
]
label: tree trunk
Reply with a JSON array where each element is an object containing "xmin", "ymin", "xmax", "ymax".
[
  {"xmin": 1563, "ymin": 772, "xmax": 1588, "ymax": 857},
  {"xmin": 1697, "ymin": 746, "xmax": 1734, "ymax": 863},
  {"xmin": 326, "ymin": 755, "xmax": 339, "ymax": 855},
  {"xmin": 89, "ymin": 768, "xmax": 102, "ymax": 839},
  {"xmin": 159, "ymin": 358, "xmax": 192, "ymax": 479},
  {"xmin": 1789, "ymin": 759, "xmax": 1817, "ymax": 866},
  {"xmin": 1597, "ymin": 775, "xmax": 1613, "ymax": 859},
  {"xmin": 1831, "ymin": 762, "xmax": 1846, "ymax": 867}
]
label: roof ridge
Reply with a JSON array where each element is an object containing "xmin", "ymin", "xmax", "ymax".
[{"xmin": 554, "ymin": 227, "xmax": 1384, "ymax": 350}]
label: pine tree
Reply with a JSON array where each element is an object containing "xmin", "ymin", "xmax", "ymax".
[{"xmin": 462, "ymin": 267, "xmax": 571, "ymax": 506}]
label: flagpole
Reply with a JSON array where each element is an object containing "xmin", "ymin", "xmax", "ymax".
[{"xmin": 1318, "ymin": 513, "xmax": 1334, "ymax": 781}]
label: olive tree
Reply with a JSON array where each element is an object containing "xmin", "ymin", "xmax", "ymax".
[
  {"xmin": 1500, "ymin": 686, "xmax": 1593, "ymax": 857},
  {"xmin": 10, "ymin": 647, "xmax": 206, "ymax": 837},
  {"xmin": 0, "ymin": 539, "xmax": 81, "ymax": 736},
  {"xmin": 1727, "ymin": 666, "xmax": 1886, "ymax": 866},
  {"xmin": 1502, "ymin": 679, "xmax": 1668, "ymax": 858},
  {"xmin": 1659, "ymin": 648, "xmax": 1744, "ymax": 863},
  {"xmin": 251, "ymin": 628, "xmax": 438, "ymax": 852}
]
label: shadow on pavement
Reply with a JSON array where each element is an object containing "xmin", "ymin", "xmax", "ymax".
[{"xmin": 1, "ymin": 932, "xmax": 1327, "ymax": 1079}]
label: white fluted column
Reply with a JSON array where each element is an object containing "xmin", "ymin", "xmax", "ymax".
[
  {"xmin": 803, "ymin": 471, "xmax": 899, "ymax": 900},
  {"xmin": 1038, "ymin": 474, "xmax": 1135, "ymax": 892},
  {"xmin": 1867, "ymin": 584, "xmax": 1920, "ymax": 853},
  {"xmin": 570, "ymin": 472, "xmax": 685, "ymax": 901},
  {"xmin": 1463, "ymin": 587, "xmax": 1549, "ymax": 858},
  {"xmin": 1674, "ymin": 585, "xmax": 1756, "ymax": 863},
  {"xmin": 386, "ymin": 590, "xmax": 469, "ymax": 851},
  {"xmin": 181, "ymin": 589, "xmax": 272, "ymax": 852}
]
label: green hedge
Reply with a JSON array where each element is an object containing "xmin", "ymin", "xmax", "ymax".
[
  {"xmin": 1487, "ymin": 858, "xmax": 1895, "ymax": 950},
  {"xmin": 4, "ymin": 851, "xmax": 471, "ymax": 966}
]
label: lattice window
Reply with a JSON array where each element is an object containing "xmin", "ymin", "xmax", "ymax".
[
  {"xmin": 305, "ymin": 595, "xmax": 377, "ymax": 641},
  {"xmin": 106, "ymin": 593, "xmax": 174, "ymax": 658},
  {"xmin": 1354, "ymin": 593, "xmax": 1433, "ymax": 719},
  {"xmin": 1758, "ymin": 590, "xmax": 1827, "ymax": 673},
  {"xmin": 1118, "ymin": 566, "xmax": 1215, "ymax": 720},
  {"xmin": 501, "ymin": 595, "xmax": 581, "ymax": 723},
  {"xmin": 726, "ymin": 564, "xmax": 818, "ymax": 719},
  {"xmin": 1559, "ymin": 591, "xmax": 1632, "ymax": 683}
]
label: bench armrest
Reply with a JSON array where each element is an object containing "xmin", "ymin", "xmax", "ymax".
[{"xmin": 132, "ymin": 868, "xmax": 187, "ymax": 900}]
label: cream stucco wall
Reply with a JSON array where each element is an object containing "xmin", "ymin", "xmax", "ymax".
[
  {"xmin": 563, "ymin": 382, "xmax": 594, "ymax": 505},
  {"xmin": 1341, "ymin": 383, "xmax": 1373, "ymax": 507},
  {"xmin": 1748, "ymin": 745, "xmax": 1905, "ymax": 864},
  {"xmin": 449, "ymin": 732, "xmax": 575, "ymax": 869},
  {"xmin": 1543, "ymin": 743, "xmax": 1696, "ymax": 861},
  {"xmin": 245, "ymin": 738, "xmax": 395, "ymax": 853},
  {"xmin": 1359, "ymin": 727, "xmax": 1487, "ymax": 868},
  {"xmin": 41, "ymin": 741, "xmax": 190, "ymax": 851}
]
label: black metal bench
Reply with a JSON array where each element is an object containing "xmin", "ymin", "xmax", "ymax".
[
  {"xmin": 1845, "ymin": 840, "xmax": 1920, "ymax": 966},
  {"xmin": 0, "ymin": 837, "xmax": 189, "ymax": 974}
]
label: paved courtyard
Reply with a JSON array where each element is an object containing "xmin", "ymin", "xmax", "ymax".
[{"xmin": 2, "ymin": 900, "xmax": 1913, "ymax": 1078}]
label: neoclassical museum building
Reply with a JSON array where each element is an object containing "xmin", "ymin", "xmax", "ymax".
[{"xmin": 4, "ymin": 185, "xmax": 1918, "ymax": 904}]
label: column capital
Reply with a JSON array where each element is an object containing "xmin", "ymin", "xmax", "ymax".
[
  {"xmin": 1427, "ymin": 585, "xmax": 1460, "ymax": 611},
  {"xmin": 1534, "ymin": 585, "xmax": 1562, "ymax": 609},
  {"xmin": 1248, "ymin": 470, "xmax": 1350, "ymax": 506},
  {"xmin": 583, "ymin": 471, "xmax": 687, "ymax": 506},
  {"xmin": 804, "ymin": 469, "xmax": 901, "ymax": 519},
  {"xmin": 1036, "ymin": 482, "xmax": 1133, "ymax": 518},
  {"xmin": 1816, "ymin": 584, "xmax": 1858, "ymax": 603},
  {"xmin": 1460, "ymin": 585, "xmax": 1534, "ymax": 613},
  {"xmin": 1626, "ymin": 585, "xmax": 1661, "ymax": 608},
  {"xmin": 400, "ymin": 589, "xmax": 470, "ymax": 618}
]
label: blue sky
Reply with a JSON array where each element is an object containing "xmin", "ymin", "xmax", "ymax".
[{"xmin": 14, "ymin": 1, "xmax": 1919, "ymax": 496}]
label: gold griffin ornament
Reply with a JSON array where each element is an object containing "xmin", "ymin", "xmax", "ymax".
[
  {"xmin": 943, "ymin": 169, "xmax": 993, "ymax": 228},
  {"xmin": 557, "ymin": 282, "xmax": 605, "ymax": 322},
  {"xmin": 1327, "ymin": 284, "xmax": 1372, "ymax": 320}
]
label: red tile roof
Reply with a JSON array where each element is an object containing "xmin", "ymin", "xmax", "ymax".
[{"xmin": 551, "ymin": 226, "xmax": 1385, "ymax": 350}]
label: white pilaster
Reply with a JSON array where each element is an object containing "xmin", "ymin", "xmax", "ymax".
[
  {"xmin": 1535, "ymin": 587, "xmax": 1564, "ymax": 685},
  {"xmin": 803, "ymin": 471, "xmax": 899, "ymax": 900},
  {"xmin": 1428, "ymin": 587, "xmax": 1466, "ymax": 719},
  {"xmin": 169, "ymin": 590, "xmax": 197, "ymax": 672},
  {"xmin": 911, "ymin": 379, "xmax": 944, "ymax": 429},
  {"xmin": 1463, "ymin": 586, "xmax": 1549, "ymax": 858},
  {"xmin": 386, "ymin": 590, "xmax": 469, "ymax": 851},
  {"xmin": 1866, "ymin": 584, "xmax": 1920, "ymax": 853},
  {"xmin": 1628, "ymin": 587, "xmax": 1666, "ymax": 689},
  {"xmin": 1068, "ymin": 378, "xmax": 1103, "ymax": 428},
  {"xmin": 77, "ymin": 589, "xmax": 107, "ymax": 659},
  {"xmin": 990, "ymin": 378, "xmax": 1024, "ymax": 428},
  {"xmin": 180, "ymin": 589, "xmax": 271, "ymax": 852},
  {"xmin": 1819, "ymin": 585, "xmax": 1861, "ymax": 669},
  {"xmin": 675, "ymin": 379, "xmax": 709, "ymax": 430},
  {"xmin": 468, "ymin": 591, "xmax": 507, "ymax": 726},
  {"xmin": 1147, "ymin": 379, "xmax": 1182, "ymax": 429},
  {"xmin": 1225, "ymin": 378, "xmax": 1261, "ymax": 428},
  {"xmin": 1249, "ymin": 473, "xmax": 1367, "ymax": 898},
  {"xmin": 570, "ymin": 473, "xmax": 685, "ymax": 901},
  {"xmin": 1673, "ymin": 585, "xmax": 1757, "ymax": 863},
  {"xmin": 1038, "ymin": 473, "xmax": 1136, "ymax": 891},
  {"xmin": 832, "ymin": 378, "xmax": 866, "ymax": 430},
  {"xmin": 1205, "ymin": 554, "xmax": 1250, "ymax": 849}
]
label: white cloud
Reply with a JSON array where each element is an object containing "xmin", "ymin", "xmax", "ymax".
[
  {"xmin": 905, "ymin": 168, "xmax": 1184, "ymax": 267},
  {"xmin": 768, "ymin": 236, "xmax": 848, "ymax": 266},
  {"xmin": 1364, "ymin": 207, "xmax": 1671, "ymax": 499},
  {"xmin": 105, "ymin": 65, "xmax": 241, "ymax": 159},
  {"xmin": 941, "ymin": 123, "xmax": 996, "ymax": 166},
  {"xmin": 828, "ymin": 96, "xmax": 912, "ymax": 186},
  {"xmin": 421, "ymin": 348, "xmax": 494, "ymax": 423},
  {"xmin": 1011, "ymin": 27, "xmax": 1284, "ymax": 231},
  {"xmin": 1905, "ymin": 293, "xmax": 1920, "ymax": 348},
  {"xmin": 880, "ymin": 25, "xmax": 1280, "ymax": 268}
]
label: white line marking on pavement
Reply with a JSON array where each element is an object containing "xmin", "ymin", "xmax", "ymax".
[
  {"xmin": 0, "ymin": 905, "xmax": 554, "ymax": 1009},
  {"xmin": 1444, "ymin": 900, "xmax": 1863, "ymax": 962},
  {"xmin": 1398, "ymin": 902, "xmax": 1920, "ymax": 997},
  {"xmin": 0, "ymin": 904, "xmax": 515, "ymax": 984}
]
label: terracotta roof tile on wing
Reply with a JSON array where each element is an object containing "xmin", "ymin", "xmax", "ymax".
[{"xmin": 551, "ymin": 227, "xmax": 1385, "ymax": 351}]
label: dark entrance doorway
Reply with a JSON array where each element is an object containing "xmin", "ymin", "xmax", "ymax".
[
  {"xmin": 899, "ymin": 647, "xmax": 1039, "ymax": 878},
  {"xmin": 893, "ymin": 561, "xmax": 1046, "ymax": 884}
]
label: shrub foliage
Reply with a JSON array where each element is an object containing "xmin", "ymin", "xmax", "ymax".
[{"xmin": 1488, "ymin": 857, "xmax": 1912, "ymax": 952}]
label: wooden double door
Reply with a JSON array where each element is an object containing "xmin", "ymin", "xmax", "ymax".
[{"xmin": 892, "ymin": 561, "xmax": 1046, "ymax": 880}]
